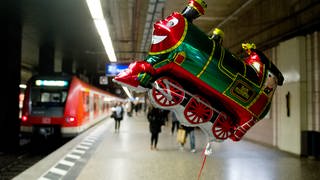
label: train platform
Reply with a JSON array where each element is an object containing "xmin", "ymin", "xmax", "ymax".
[{"xmin": 14, "ymin": 113, "xmax": 320, "ymax": 180}]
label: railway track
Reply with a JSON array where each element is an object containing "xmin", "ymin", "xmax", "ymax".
[
  {"xmin": 0, "ymin": 152, "xmax": 45, "ymax": 180},
  {"xmin": 0, "ymin": 136, "xmax": 71, "ymax": 180}
]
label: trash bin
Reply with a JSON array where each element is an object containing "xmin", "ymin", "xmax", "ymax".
[{"xmin": 301, "ymin": 131, "xmax": 320, "ymax": 157}]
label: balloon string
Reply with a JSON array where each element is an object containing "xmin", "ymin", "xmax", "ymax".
[{"xmin": 197, "ymin": 147, "xmax": 207, "ymax": 180}]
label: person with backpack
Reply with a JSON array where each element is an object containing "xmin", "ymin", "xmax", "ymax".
[{"xmin": 111, "ymin": 103, "xmax": 124, "ymax": 133}]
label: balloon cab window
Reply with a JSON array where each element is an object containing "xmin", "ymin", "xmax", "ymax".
[{"xmin": 221, "ymin": 51, "xmax": 262, "ymax": 86}]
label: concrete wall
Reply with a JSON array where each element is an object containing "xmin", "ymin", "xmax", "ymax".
[
  {"xmin": 276, "ymin": 37, "xmax": 306, "ymax": 155},
  {"xmin": 305, "ymin": 32, "xmax": 320, "ymax": 131}
]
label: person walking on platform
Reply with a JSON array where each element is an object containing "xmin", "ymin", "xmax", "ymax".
[
  {"xmin": 161, "ymin": 109, "xmax": 170, "ymax": 126},
  {"xmin": 111, "ymin": 103, "xmax": 124, "ymax": 133},
  {"xmin": 147, "ymin": 107, "xmax": 164, "ymax": 150},
  {"xmin": 177, "ymin": 124, "xmax": 187, "ymax": 151},
  {"xmin": 177, "ymin": 125, "xmax": 196, "ymax": 152},
  {"xmin": 171, "ymin": 111, "xmax": 180, "ymax": 135},
  {"xmin": 185, "ymin": 126, "xmax": 196, "ymax": 153},
  {"xmin": 125, "ymin": 101, "xmax": 133, "ymax": 117}
]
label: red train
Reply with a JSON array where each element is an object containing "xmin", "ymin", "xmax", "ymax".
[{"xmin": 20, "ymin": 74, "xmax": 122, "ymax": 138}]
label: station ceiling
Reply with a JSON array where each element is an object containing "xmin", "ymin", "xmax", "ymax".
[{"xmin": 20, "ymin": 0, "xmax": 320, "ymax": 84}]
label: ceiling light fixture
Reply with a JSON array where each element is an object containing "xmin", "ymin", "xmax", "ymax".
[
  {"xmin": 86, "ymin": 0, "xmax": 117, "ymax": 62},
  {"xmin": 122, "ymin": 86, "xmax": 133, "ymax": 99}
]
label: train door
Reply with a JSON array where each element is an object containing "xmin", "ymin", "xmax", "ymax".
[
  {"xmin": 82, "ymin": 90, "xmax": 90, "ymax": 121},
  {"xmin": 89, "ymin": 91, "xmax": 94, "ymax": 121},
  {"xmin": 93, "ymin": 94, "xmax": 99, "ymax": 118}
]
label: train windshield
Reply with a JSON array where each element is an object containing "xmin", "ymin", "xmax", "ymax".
[
  {"xmin": 30, "ymin": 87, "xmax": 68, "ymax": 107},
  {"xmin": 30, "ymin": 79, "xmax": 69, "ymax": 107}
]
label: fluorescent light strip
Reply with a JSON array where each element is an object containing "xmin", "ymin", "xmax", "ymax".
[
  {"xmin": 86, "ymin": 0, "xmax": 117, "ymax": 62},
  {"xmin": 94, "ymin": 20, "xmax": 117, "ymax": 62},
  {"xmin": 86, "ymin": 0, "xmax": 104, "ymax": 19},
  {"xmin": 122, "ymin": 86, "xmax": 133, "ymax": 99}
]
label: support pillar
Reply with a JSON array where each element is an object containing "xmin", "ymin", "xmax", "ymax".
[{"xmin": 0, "ymin": 0, "xmax": 22, "ymax": 152}]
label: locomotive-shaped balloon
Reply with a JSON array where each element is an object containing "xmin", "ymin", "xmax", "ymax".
[{"xmin": 113, "ymin": 0, "xmax": 284, "ymax": 142}]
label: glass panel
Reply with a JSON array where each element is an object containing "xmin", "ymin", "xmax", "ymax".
[{"xmin": 31, "ymin": 87, "xmax": 68, "ymax": 107}]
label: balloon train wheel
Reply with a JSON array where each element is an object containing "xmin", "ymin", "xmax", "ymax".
[
  {"xmin": 184, "ymin": 95, "xmax": 213, "ymax": 124},
  {"xmin": 151, "ymin": 77, "xmax": 185, "ymax": 107},
  {"xmin": 212, "ymin": 113, "xmax": 233, "ymax": 140}
]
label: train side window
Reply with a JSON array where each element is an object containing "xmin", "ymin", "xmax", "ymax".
[
  {"xmin": 102, "ymin": 102, "xmax": 105, "ymax": 112},
  {"xmin": 99, "ymin": 97, "xmax": 103, "ymax": 112},
  {"xmin": 93, "ymin": 95, "xmax": 98, "ymax": 112}
]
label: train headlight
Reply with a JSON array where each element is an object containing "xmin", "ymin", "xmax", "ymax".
[
  {"xmin": 21, "ymin": 115, "xmax": 28, "ymax": 122},
  {"xmin": 66, "ymin": 116, "xmax": 76, "ymax": 123}
]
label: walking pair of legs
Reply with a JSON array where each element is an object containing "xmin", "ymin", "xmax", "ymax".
[
  {"xmin": 150, "ymin": 133, "xmax": 159, "ymax": 150},
  {"xmin": 189, "ymin": 130, "xmax": 196, "ymax": 153},
  {"xmin": 115, "ymin": 120, "xmax": 121, "ymax": 132}
]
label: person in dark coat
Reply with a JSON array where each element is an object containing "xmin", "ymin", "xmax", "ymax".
[
  {"xmin": 111, "ymin": 103, "xmax": 124, "ymax": 133},
  {"xmin": 147, "ymin": 107, "xmax": 164, "ymax": 150},
  {"xmin": 171, "ymin": 111, "xmax": 180, "ymax": 135}
]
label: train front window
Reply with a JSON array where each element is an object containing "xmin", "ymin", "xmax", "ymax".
[{"xmin": 31, "ymin": 88, "xmax": 68, "ymax": 107}]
